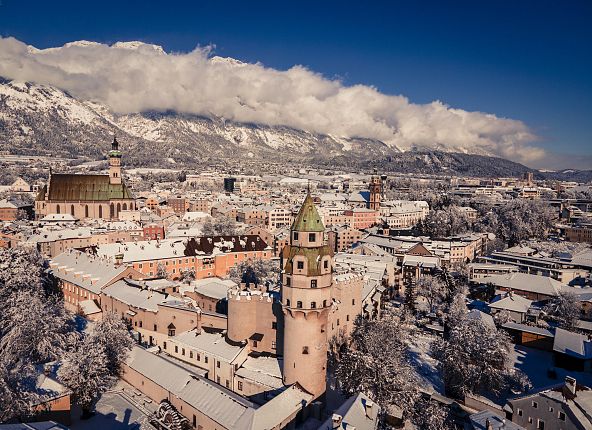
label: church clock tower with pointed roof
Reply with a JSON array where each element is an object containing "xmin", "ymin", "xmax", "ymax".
[
  {"xmin": 281, "ymin": 192, "xmax": 333, "ymax": 399},
  {"xmin": 109, "ymin": 136, "xmax": 122, "ymax": 185}
]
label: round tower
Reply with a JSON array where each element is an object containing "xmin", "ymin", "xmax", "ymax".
[
  {"xmin": 281, "ymin": 192, "xmax": 333, "ymax": 399},
  {"xmin": 109, "ymin": 136, "xmax": 122, "ymax": 185}
]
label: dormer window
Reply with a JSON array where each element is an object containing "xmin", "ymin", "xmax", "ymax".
[{"xmin": 297, "ymin": 261, "xmax": 304, "ymax": 270}]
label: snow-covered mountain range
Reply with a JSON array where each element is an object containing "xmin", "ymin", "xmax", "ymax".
[{"xmin": 0, "ymin": 77, "xmax": 590, "ymax": 180}]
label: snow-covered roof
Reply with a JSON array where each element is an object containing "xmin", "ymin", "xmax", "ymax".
[
  {"xmin": 318, "ymin": 392, "xmax": 380, "ymax": 430},
  {"xmin": 102, "ymin": 280, "xmax": 169, "ymax": 312},
  {"xmin": 235, "ymin": 356, "xmax": 283, "ymax": 389},
  {"xmin": 172, "ymin": 329, "xmax": 244, "ymax": 362},
  {"xmin": 553, "ymin": 328, "xmax": 592, "ymax": 359},
  {"xmin": 489, "ymin": 293, "xmax": 532, "ymax": 313},
  {"xmin": 192, "ymin": 277, "xmax": 236, "ymax": 300},
  {"xmin": 50, "ymin": 250, "xmax": 130, "ymax": 294},
  {"xmin": 469, "ymin": 410, "xmax": 525, "ymax": 430},
  {"xmin": 481, "ymin": 273, "xmax": 565, "ymax": 297}
]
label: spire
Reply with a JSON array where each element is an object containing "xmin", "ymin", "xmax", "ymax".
[
  {"xmin": 112, "ymin": 135, "xmax": 119, "ymax": 151},
  {"xmin": 291, "ymin": 192, "xmax": 324, "ymax": 232}
]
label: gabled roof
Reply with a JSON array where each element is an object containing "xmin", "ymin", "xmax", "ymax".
[
  {"xmin": 481, "ymin": 273, "xmax": 565, "ymax": 297},
  {"xmin": 553, "ymin": 328, "xmax": 592, "ymax": 359},
  {"xmin": 489, "ymin": 293, "xmax": 533, "ymax": 313},
  {"xmin": 38, "ymin": 173, "xmax": 133, "ymax": 202},
  {"xmin": 291, "ymin": 193, "xmax": 325, "ymax": 232}
]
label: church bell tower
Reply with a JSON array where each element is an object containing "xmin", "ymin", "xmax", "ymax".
[
  {"xmin": 109, "ymin": 136, "xmax": 122, "ymax": 185},
  {"xmin": 281, "ymin": 192, "xmax": 333, "ymax": 399}
]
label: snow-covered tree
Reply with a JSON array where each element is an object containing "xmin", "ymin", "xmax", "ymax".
[
  {"xmin": 335, "ymin": 314, "xmax": 452, "ymax": 429},
  {"xmin": 156, "ymin": 262, "xmax": 168, "ymax": 278},
  {"xmin": 416, "ymin": 276, "xmax": 447, "ymax": 314},
  {"xmin": 229, "ymin": 258, "xmax": 280, "ymax": 289},
  {"xmin": 88, "ymin": 313, "xmax": 133, "ymax": 377},
  {"xmin": 58, "ymin": 341, "xmax": 115, "ymax": 418},
  {"xmin": 417, "ymin": 205, "xmax": 473, "ymax": 238},
  {"xmin": 432, "ymin": 313, "xmax": 530, "ymax": 398},
  {"xmin": 202, "ymin": 216, "xmax": 238, "ymax": 236},
  {"xmin": 180, "ymin": 268, "xmax": 196, "ymax": 283},
  {"xmin": 58, "ymin": 314, "xmax": 132, "ymax": 418},
  {"xmin": 543, "ymin": 291, "xmax": 581, "ymax": 331},
  {"xmin": 444, "ymin": 286, "xmax": 469, "ymax": 330},
  {"xmin": 0, "ymin": 247, "xmax": 79, "ymax": 422}
]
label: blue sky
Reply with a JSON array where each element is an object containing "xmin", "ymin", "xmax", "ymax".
[{"xmin": 0, "ymin": 0, "xmax": 590, "ymax": 168}]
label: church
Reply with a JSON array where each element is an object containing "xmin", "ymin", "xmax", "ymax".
[{"xmin": 35, "ymin": 138, "xmax": 136, "ymax": 220}]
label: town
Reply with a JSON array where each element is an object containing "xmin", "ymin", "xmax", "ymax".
[{"xmin": 1, "ymin": 136, "xmax": 591, "ymax": 430}]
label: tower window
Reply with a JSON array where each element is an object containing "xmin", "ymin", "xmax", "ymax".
[
  {"xmin": 302, "ymin": 346, "xmax": 309, "ymax": 354},
  {"xmin": 285, "ymin": 277, "xmax": 291, "ymax": 286},
  {"xmin": 286, "ymin": 299, "xmax": 291, "ymax": 306},
  {"xmin": 309, "ymin": 233, "xmax": 316, "ymax": 242},
  {"xmin": 324, "ymin": 260, "xmax": 329, "ymax": 269},
  {"xmin": 297, "ymin": 301, "xmax": 303, "ymax": 308},
  {"xmin": 297, "ymin": 261, "xmax": 304, "ymax": 270},
  {"xmin": 293, "ymin": 232, "xmax": 299, "ymax": 241},
  {"xmin": 311, "ymin": 280, "xmax": 317, "ymax": 288},
  {"xmin": 311, "ymin": 301, "xmax": 316, "ymax": 309},
  {"xmin": 323, "ymin": 300, "xmax": 327, "ymax": 307}
]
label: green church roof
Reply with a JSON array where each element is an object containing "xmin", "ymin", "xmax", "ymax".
[
  {"xmin": 38, "ymin": 174, "xmax": 133, "ymax": 202},
  {"xmin": 291, "ymin": 193, "xmax": 325, "ymax": 232}
]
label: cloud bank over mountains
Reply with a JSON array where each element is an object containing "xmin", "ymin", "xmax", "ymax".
[{"xmin": 0, "ymin": 37, "xmax": 545, "ymax": 164}]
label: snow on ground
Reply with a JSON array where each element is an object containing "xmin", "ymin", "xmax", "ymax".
[
  {"xmin": 511, "ymin": 345, "xmax": 592, "ymax": 390},
  {"xmin": 406, "ymin": 332, "xmax": 444, "ymax": 394},
  {"xmin": 70, "ymin": 381, "xmax": 156, "ymax": 430}
]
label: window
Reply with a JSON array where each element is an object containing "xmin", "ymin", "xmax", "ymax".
[
  {"xmin": 302, "ymin": 346, "xmax": 309, "ymax": 354},
  {"xmin": 193, "ymin": 415, "xmax": 196, "ymax": 428},
  {"xmin": 217, "ymin": 361, "xmax": 221, "ymax": 368},
  {"xmin": 285, "ymin": 277, "xmax": 291, "ymax": 287},
  {"xmin": 253, "ymin": 340, "xmax": 258, "ymax": 347},
  {"xmin": 536, "ymin": 419, "xmax": 544, "ymax": 430},
  {"xmin": 226, "ymin": 380, "xmax": 230, "ymax": 389},
  {"xmin": 272, "ymin": 321, "xmax": 277, "ymax": 329},
  {"xmin": 271, "ymin": 341, "xmax": 276, "ymax": 349},
  {"xmin": 297, "ymin": 301, "xmax": 303, "ymax": 308},
  {"xmin": 216, "ymin": 376, "xmax": 220, "ymax": 384},
  {"xmin": 168, "ymin": 328, "xmax": 176, "ymax": 336},
  {"xmin": 352, "ymin": 299, "xmax": 356, "ymax": 305},
  {"xmin": 548, "ymin": 407, "xmax": 553, "ymax": 412},
  {"xmin": 154, "ymin": 324, "xmax": 157, "ymax": 331},
  {"xmin": 311, "ymin": 301, "xmax": 317, "ymax": 309},
  {"xmin": 309, "ymin": 233, "xmax": 316, "ymax": 242},
  {"xmin": 238, "ymin": 381, "xmax": 243, "ymax": 391},
  {"xmin": 286, "ymin": 299, "xmax": 291, "ymax": 306},
  {"xmin": 532, "ymin": 401, "xmax": 538, "ymax": 409},
  {"xmin": 347, "ymin": 315, "xmax": 350, "ymax": 321},
  {"xmin": 175, "ymin": 346, "xmax": 178, "ymax": 353},
  {"xmin": 297, "ymin": 261, "xmax": 304, "ymax": 270},
  {"xmin": 293, "ymin": 232, "xmax": 299, "ymax": 241},
  {"xmin": 182, "ymin": 348, "xmax": 185, "ymax": 356},
  {"xmin": 190, "ymin": 351, "xmax": 193, "ymax": 359},
  {"xmin": 311, "ymin": 280, "xmax": 317, "ymax": 288},
  {"xmin": 324, "ymin": 260, "xmax": 329, "ymax": 269},
  {"xmin": 558, "ymin": 412, "xmax": 566, "ymax": 421},
  {"xmin": 323, "ymin": 300, "xmax": 327, "ymax": 307},
  {"xmin": 204, "ymin": 356, "xmax": 208, "ymax": 364},
  {"xmin": 163, "ymin": 342, "xmax": 167, "ymax": 350},
  {"xmin": 337, "ymin": 319, "xmax": 340, "ymax": 326}
]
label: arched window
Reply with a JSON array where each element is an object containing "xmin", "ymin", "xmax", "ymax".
[
  {"xmin": 297, "ymin": 301, "xmax": 302, "ymax": 309},
  {"xmin": 323, "ymin": 300, "xmax": 327, "ymax": 307},
  {"xmin": 122, "ymin": 203, "xmax": 127, "ymax": 210},
  {"xmin": 110, "ymin": 203, "xmax": 115, "ymax": 218},
  {"xmin": 286, "ymin": 299, "xmax": 290, "ymax": 307},
  {"xmin": 70, "ymin": 205, "xmax": 75, "ymax": 216},
  {"xmin": 56, "ymin": 205, "xmax": 60, "ymax": 214},
  {"xmin": 98, "ymin": 205, "xmax": 103, "ymax": 218},
  {"xmin": 84, "ymin": 205, "xmax": 89, "ymax": 218},
  {"xmin": 311, "ymin": 301, "xmax": 316, "ymax": 309},
  {"xmin": 117, "ymin": 203, "xmax": 121, "ymax": 214}
]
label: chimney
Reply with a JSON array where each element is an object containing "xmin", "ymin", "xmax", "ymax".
[
  {"xmin": 332, "ymin": 414, "xmax": 343, "ymax": 429},
  {"xmin": 364, "ymin": 400, "xmax": 374, "ymax": 418},
  {"xmin": 565, "ymin": 376, "xmax": 577, "ymax": 397},
  {"xmin": 115, "ymin": 253, "xmax": 124, "ymax": 267}
]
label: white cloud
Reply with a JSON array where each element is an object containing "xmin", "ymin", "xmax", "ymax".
[{"xmin": 0, "ymin": 37, "xmax": 545, "ymax": 163}]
